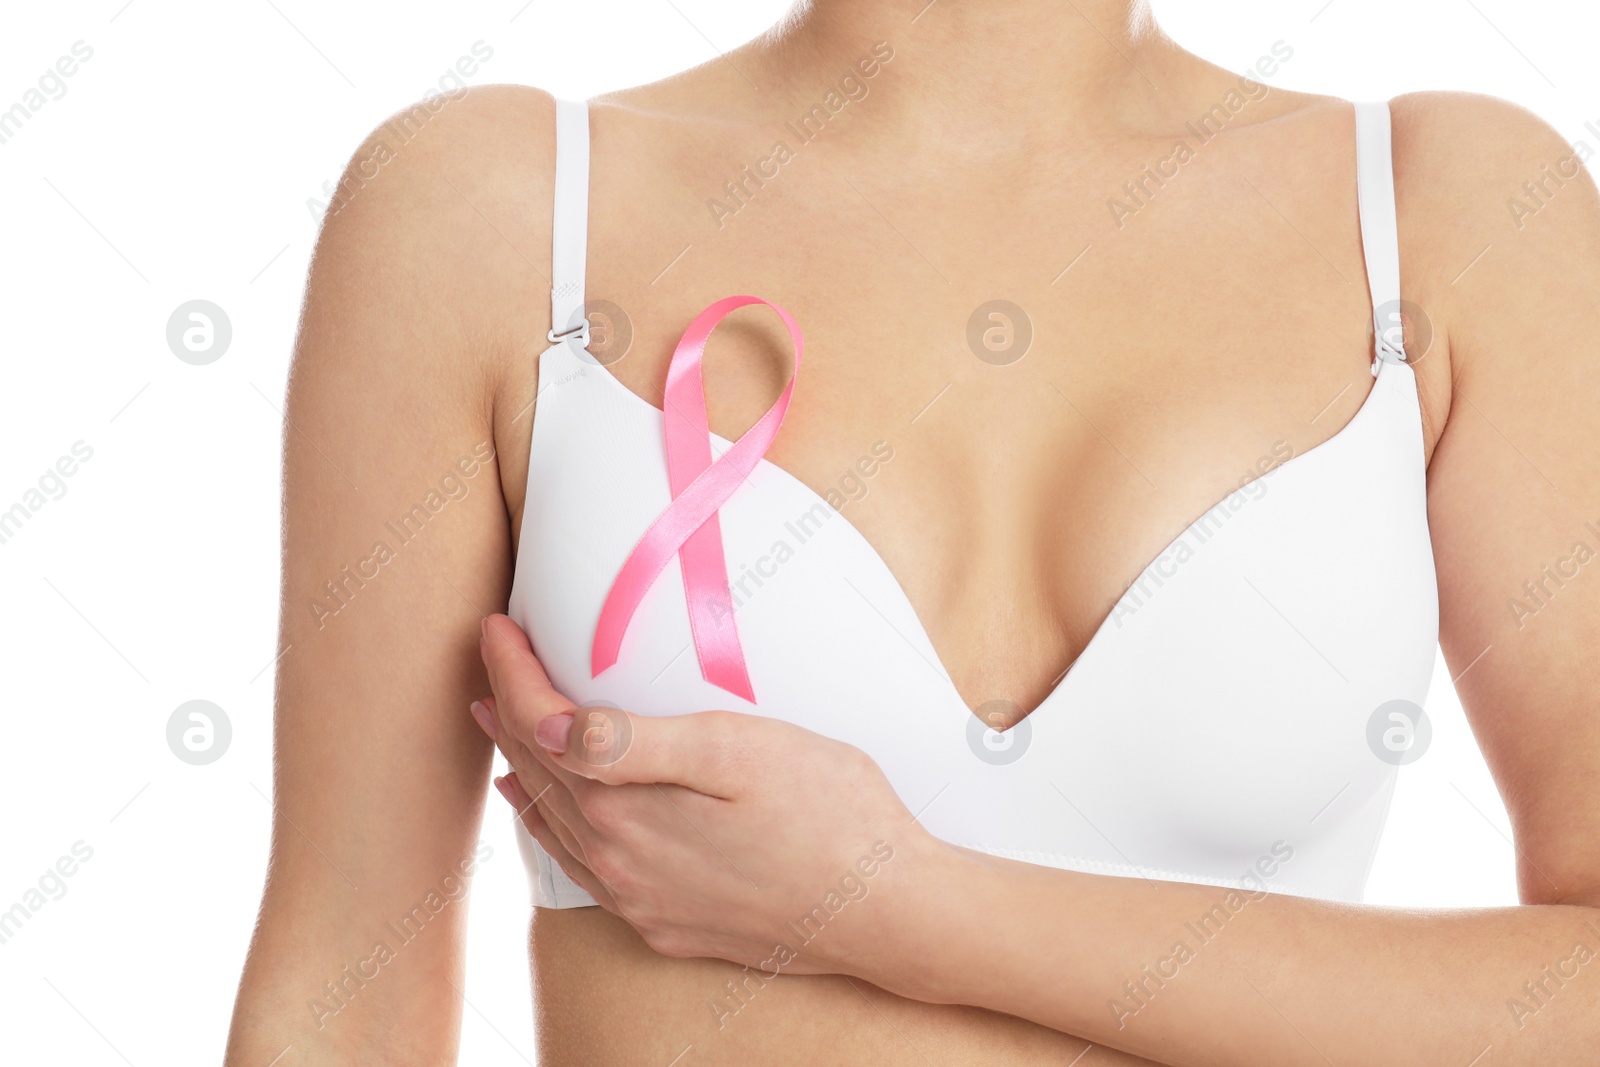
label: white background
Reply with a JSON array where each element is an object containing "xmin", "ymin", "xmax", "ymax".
[{"xmin": 0, "ymin": 1, "xmax": 1594, "ymax": 1063}]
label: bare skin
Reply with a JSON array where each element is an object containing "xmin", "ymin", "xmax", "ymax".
[{"xmin": 226, "ymin": 0, "xmax": 1600, "ymax": 1064}]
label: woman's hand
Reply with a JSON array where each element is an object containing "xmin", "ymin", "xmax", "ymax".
[{"xmin": 470, "ymin": 613, "xmax": 945, "ymax": 978}]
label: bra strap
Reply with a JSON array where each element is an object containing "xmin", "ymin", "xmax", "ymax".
[
  {"xmin": 1353, "ymin": 100, "xmax": 1406, "ymax": 374},
  {"xmin": 549, "ymin": 97, "xmax": 590, "ymax": 346}
]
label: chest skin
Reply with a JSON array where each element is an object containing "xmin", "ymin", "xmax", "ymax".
[{"xmin": 525, "ymin": 96, "xmax": 1444, "ymax": 727}]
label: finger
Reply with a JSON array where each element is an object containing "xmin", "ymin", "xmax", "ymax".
[
  {"xmin": 475, "ymin": 693, "xmax": 574, "ymax": 785},
  {"xmin": 559, "ymin": 707, "xmax": 760, "ymax": 797},
  {"xmin": 470, "ymin": 639, "xmax": 598, "ymax": 796},
  {"xmin": 492, "ymin": 732, "xmax": 592, "ymax": 852},
  {"xmin": 477, "ymin": 614, "xmax": 751, "ymax": 796},
  {"xmin": 480, "ymin": 613, "xmax": 576, "ymax": 724},
  {"xmin": 494, "ymin": 771, "xmax": 586, "ymax": 866},
  {"xmin": 477, "ymin": 616, "xmax": 604, "ymax": 779},
  {"xmin": 495, "ymin": 773, "xmax": 616, "ymax": 910},
  {"xmin": 471, "ymin": 688, "xmax": 546, "ymax": 779},
  {"xmin": 478, "ymin": 614, "xmax": 636, "ymax": 782}
]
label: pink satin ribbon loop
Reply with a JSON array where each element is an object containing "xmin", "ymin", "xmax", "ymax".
[{"xmin": 590, "ymin": 295, "xmax": 804, "ymax": 702}]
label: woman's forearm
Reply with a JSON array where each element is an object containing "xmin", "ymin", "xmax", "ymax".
[
  {"xmin": 871, "ymin": 841, "xmax": 1600, "ymax": 1067},
  {"xmin": 474, "ymin": 613, "xmax": 1600, "ymax": 1067}
]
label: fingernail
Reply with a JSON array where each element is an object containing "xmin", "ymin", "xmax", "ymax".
[
  {"xmin": 469, "ymin": 699, "xmax": 497, "ymax": 741},
  {"xmin": 480, "ymin": 616, "xmax": 489, "ymax": 639},
  {"xmin": 492, "ymin": 775, "xmax": 517, "ymax": 806},
  {"xmin": 535, "ymin": 713, "xmax": 573, "ymax": 753}
]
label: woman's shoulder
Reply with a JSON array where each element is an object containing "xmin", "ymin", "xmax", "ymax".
[
  {"xmin": 1386, "ymin": 91, "xmax": 1598, "ymax": 376},
  {"xmin": 289, "ymin": 83, "xmax": 569, "ymax": 530},
  {"xmin": 297, "ymin": 83, "xmax": 566, "ymax": 427},
  {"xmin": 1386, "ymin": 89, "xmax": 1594, "ymax": 247},
  {"xmin": 1390, "ymin": 89, "xmax": 1578, "ymax": 156},
  {"xmin": 317, "ymin": 81, "xmax": 563, "ymax": 327}
]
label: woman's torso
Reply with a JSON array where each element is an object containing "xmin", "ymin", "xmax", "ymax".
[{"xmin": 492, "ymin": 54, "xmax": 1453, "ymax": 1065}]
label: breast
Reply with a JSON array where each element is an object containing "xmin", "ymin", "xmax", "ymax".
[{"xmin": 509, "ymin": 339, "xmax": 1438, "ymax": 907}]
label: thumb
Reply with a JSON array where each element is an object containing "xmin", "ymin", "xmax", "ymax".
[
  {"xmin": 551, "ymin": 706, "xmax": 749, "ymax": 797},
  {"xmin": 481, "ymin": 614, "xmax": 748, "ymax": 795}
]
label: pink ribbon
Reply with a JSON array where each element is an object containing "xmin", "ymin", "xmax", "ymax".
[{"xmin": 590, "ymin": 295, "xmax": 803, "ymax": 703}]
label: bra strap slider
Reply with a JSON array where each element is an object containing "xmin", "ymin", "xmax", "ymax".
[{"xmin": 548, "ymin": 320, "xmax": 591, "ymax": 346}]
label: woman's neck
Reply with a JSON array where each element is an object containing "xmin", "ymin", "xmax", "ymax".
[
  {"xmin": 744, "ymin": 0, "xmax": 1226, "ymax": 154},
  {"xmin": 793, "ymin": 0, "xmax": 1157, "ymax": 81}
]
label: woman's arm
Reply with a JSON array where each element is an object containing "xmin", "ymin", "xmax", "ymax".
[
  {"xmin": 225, "ymin": 87, "xmax": 557, "ymax": 1063},
  {"xmin": 473, "ymin": 92, "xmax": 1600, "ymax": 1066}
]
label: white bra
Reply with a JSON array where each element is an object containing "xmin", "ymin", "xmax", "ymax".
[{"xmin": 507, "ymin": 98, "xmax": 1438, "ymax": 908}]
